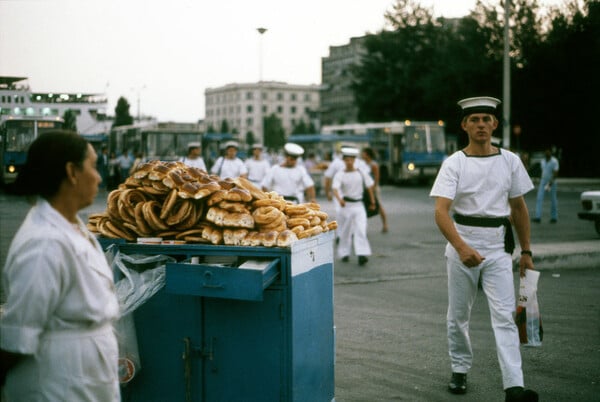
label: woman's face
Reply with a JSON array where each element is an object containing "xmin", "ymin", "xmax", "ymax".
[{"xmin": 75, "ymin": 144, "xmax": 102, "ymax": 209}]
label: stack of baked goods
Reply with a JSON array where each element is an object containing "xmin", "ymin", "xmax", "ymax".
[{"xmin": 88, "ymin": 160, "xmax": 337, "ymax": 247}]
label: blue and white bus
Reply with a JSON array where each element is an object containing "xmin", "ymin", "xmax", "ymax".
[
  {"xmin": 0, "ymin": 115, "xmax": 64, "ymax": 184},
  {"xmin": 320, "ymin": 120, "xmax": 447, "ymax": 183}
]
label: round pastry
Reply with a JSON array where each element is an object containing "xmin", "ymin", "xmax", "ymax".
[
  {"xmin": 290, "ymin": 225, "xmax": 305, "ymax": 235},
  {"xmin": 287, "ymin": 217, "xmax": 311, "ymax": 228},
  {"xmin": 177, "ymin": 181, "xmax": 200, "ymax": 199},
  {"xmin": 223, "ymin": 187, "xmax": 252, "ymax": 203},
  {"xmin": 142, "ymin": 200, "xmax": 169, "ymax": 231},
  {"xmin": 160, "ymin": 189, "xmax": 179, "ymax": 219},
  {"xmin": 297, "ymin": 225, "xmax": 323, "ymax": 239},
  {"xmin": 166, "ymin": 200, "xmax": 193, "ymax": 226},
  {"xmin": 276, "ymin": 229, "xmax": 298, "ymax": 247},
  {"xmin": 252, "ymin": 198, "xmax": 282, "ymax": 209},
  {"xmin": 233, "ymin": 177, "xmax": 267, "ymax": 200},
  {"xmin": 207, "ymin": 190, "xmax": 227, "ymax": 206},
  {"xmin": 260, "ymin": 231, "xmax": 278, "ymax": 247},
  {"xmin": 134, "ymin": 202, "xmax": 154, "ymax": 236},
  {"xmin": 148, "ymin": 163, "xmax": 171, "ymax": 181},
  {"xmin": 252, "ymin": 206, "xmax": 281, "ymax": 225},
  {"xmin": 327, "ymin": 221, "xmax": 338, "ymax": 230},
  {"xmin": 194, "ymin": 181, "xmax": 221, "ymax": 200},
  {"xmin": 284, "ymin": 204, "xmax": 310, "ymax": 216}
]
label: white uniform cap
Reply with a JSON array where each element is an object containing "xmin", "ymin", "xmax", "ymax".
[
  {"xmin": 457, "ymin": 96, "xmax": 501, "ymax": 117},
  {"xmin": 284, "ymin": 142, "xmax": 304, "ymax": 156},
  {"xmin": 187, "ymin": 142, "xmax": 201, "ymax": 148},
  {"xmin": 341, "ymin": 147, "xmax": 359, "ymax": 157},
  {"xmin": 223, "ymin": 140, "xmax": 239, "ymax": 149},
  {"xmin": 251, "ymin": 143, "xmax": 264, "ymax": 149}
]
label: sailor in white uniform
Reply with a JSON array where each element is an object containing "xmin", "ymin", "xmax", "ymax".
[
  {"xmin": 332, "ymin": 147, "xmax": 376, "ymax": 266},
  {"xmin": 210, "ymin": 140, "xmax": 248, "ymax": 179},
  {"xmin": 180, "ymin": 141, "xmax": 207, "ymax": 171},
  {"xmin": 261, "ymin": 143, "xmax": 316, "ymax": 204},
  {"xmin": 430, "ymin": 96, "xmax": 538, "ymax": 402},
  {"xmin": 244, "ymin": 143, "xmax": 271, "ymax": 187}
]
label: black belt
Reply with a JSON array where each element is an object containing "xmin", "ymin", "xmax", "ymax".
[
  {"xmin": 343, "ymin": 196, "xmax": 362, "ymax": 202},
  {"xmin": 453, "ymin": 213, "xmax": 515, "ymax": 254},
  {"xmin": 283, "ymin": 196, "xmax": 299, "ymax": 203}
]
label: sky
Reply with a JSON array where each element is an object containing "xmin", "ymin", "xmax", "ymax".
[{"xmin": 0, "ymin": 0, "xmax": 568, "ymax": 122}]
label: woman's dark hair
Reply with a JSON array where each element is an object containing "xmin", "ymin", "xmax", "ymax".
[
  {"xmin": 14, "ymin": 130, "xmax": 89, "ymax": 198},
  {"xmin": 362, "ymin": 147, "xmax": 376, "ymax": 160}
]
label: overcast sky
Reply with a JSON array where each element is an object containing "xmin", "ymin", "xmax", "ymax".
[{"xmin": 0, "ymin": 0, "xmax": 567, "ymax": 122}]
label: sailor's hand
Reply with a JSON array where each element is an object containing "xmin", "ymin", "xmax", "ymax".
[{"xmin": 457, "ymin": 245, "xmax": 485, "ymax": 268}]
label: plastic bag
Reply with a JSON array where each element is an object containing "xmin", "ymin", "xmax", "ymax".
[
  {"xmin": 516, "ymin": 270, "xmax": 543, "ymax": 347},
  {"xmin": 104, "ymin": 245, "xmax": 176, "ymax": 383}
]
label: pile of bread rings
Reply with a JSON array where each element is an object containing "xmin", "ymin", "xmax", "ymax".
[{"xmin": 88, "ymin": 160, "xmax": 337, "ymax": 247}]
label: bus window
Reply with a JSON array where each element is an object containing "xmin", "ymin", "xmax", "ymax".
[
  {"xmin": 406, "ymin": 127, "xmax": 427, "ymax": 153},
  {"xmin": 429, "ymin": 126, "xmax": 446, "ymax": 153},
  {"xmin": 6, "ymin": 122, "xmax": 36, "ymax": 152}
]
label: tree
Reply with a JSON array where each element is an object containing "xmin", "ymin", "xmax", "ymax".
[
  {"xmin": 113, "ymin": 97, "xmax": 133, "ymax": 127},
  {"xmin": 245, "ymin": 131, "xmax": 255, "ymax": 147},
  {"xmin": 263, "ymin": 113, "xmax": 286, "ymax": 150},
  {"xmin": 62, "ymin": 109, "xmax": 77, "ymax": 132},
  {"xmin": 220, "ymin": 119, "xmax": 230, "ymax": 133}
]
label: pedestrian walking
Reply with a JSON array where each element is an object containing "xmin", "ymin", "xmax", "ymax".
[
  {"xmin": 180, "ymin": 141, "xmax": 207, "ymax": 171},
  {"xmin": 361, "ymin": 147, "xmax": 389, "ymax": 232},
  {"xmin": 332, "ymin": 147, "xmax": 376, "ymax": 266},
  {"xmin": 0, "ymin": 130, "xmax": 120, "ymax": 401},
  {"xmin": 430, "ymin": 96, "xmax": 538, "ymax": 402},
  {"xmin": 210, "ymin": 141, "xmax": 248, "ymax": 179},
  {"xmin": 261, "ymin": 143, "xmax": 316, "ymax": 204},
  {"xmin": 116, "ymin": 150, "xmax": 133, "ymax": 183},
  {"xmin": 245, "ymin": 143, "xmax": 271, "ymax": 187},
  {"xmin": 533, "ymin": 147, "xmax": 559, "ymax": 223}
]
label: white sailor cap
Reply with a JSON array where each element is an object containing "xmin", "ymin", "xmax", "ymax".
[
  {"xmin": 458, "ymin": 96, "xmax": 501, "ymax": 117},
  {"xmin": 187, "ymin": 141, "xmax": 201, "ymax": 149},
  {"xmin": 341, "ymin": 147, "xmax": 359, "ymax": 158},
  {"xmin": 284, "ymin": 142, "xmax": 304, "ymax": 157},
  {"xmin": 251, "ymin": 143, "xmax": 264, "ymax": 149},
  {"xmin": 223, "ymin": 140, "xmax": 239, "ymax": 149}
]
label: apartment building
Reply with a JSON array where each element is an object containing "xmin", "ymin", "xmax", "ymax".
[
  {"xmin": 320, "ymin": 36, "xmax": 368, "ymax": 126},
  {"xmin": 204, "ymin": 81, "xmax": 320, "ymax": 146}
]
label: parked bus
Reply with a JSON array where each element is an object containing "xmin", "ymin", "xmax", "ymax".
[
  {"xmin": 321, "ymin": 120, "xmax": 447, "ymax": 183},
  {"xmin": 0, "ymin": 115, "xmax": 64, "ymax": 184}
]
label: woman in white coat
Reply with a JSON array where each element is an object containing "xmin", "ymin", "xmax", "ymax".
[{"xmin": 0, "ymin": 131, "xmax": 120, "ymax": 401}]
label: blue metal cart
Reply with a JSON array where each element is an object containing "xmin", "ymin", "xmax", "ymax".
[{"xmin": 110, "ymin": 231, "xmax": 335, "ymax": 402}]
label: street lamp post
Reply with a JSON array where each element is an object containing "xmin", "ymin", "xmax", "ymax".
[
  {"xmin": 131, "ymin": 85, "xmax": 147, "ymax": 122},
  {"xmin": 257, "ymin": 27, "xmax": 267, "ymax": 145}
]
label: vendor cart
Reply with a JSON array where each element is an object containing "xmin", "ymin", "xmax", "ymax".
[{"xmin": 107, "ymin": 231, "xmax": 335, "ymax": 402}]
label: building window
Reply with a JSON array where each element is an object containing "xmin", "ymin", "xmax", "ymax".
[
  {"xmin": 247, "ymin": 105, "xmax": 253, "ymax": 113},
  {"xmin": 246, "ymin": 92, "xmax": 253, "ymax": 100},
  {"xmin": 262, "ymin": 105, "xmax": 267, "ymax": 113},
  {"xmin": 246, "ymin": 117, "xmax": 253, "ymax": 126},
  {"xmin": 277, "ymin": 92, "xmax": 283, "ymax": 101},
  {"xmin": 291, "ymin": 106, "xmax": 297, "ymax": 114},
  {"xmin": 262, "ymin": 92, "xmax": 268, "ymax": 100},
  {"xmin": 277, "ymin": 105, "xmax": 283, "ymax": 113},
  {"xmin": 304, "ymin": 93, "xmax": 311, "ymax": 101},
  {"xmin": 291, "ymin": 93, "xmax": 297, "ymax": 101}
]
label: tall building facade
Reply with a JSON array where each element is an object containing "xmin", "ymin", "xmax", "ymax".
[
  {"xmin": 320, "ymin": 36, "xmax": 368, "ymax": 126},
  {"xmin": 204, "ymin": 81, "xmax": 320, "ymax": 146}
]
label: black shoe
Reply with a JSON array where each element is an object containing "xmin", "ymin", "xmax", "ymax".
[
  {"xmin": 532, "ymin": 218, "xmax": 541, "ymax": 223},
  {"xmin": 341, "ymin": 256, "xmax": 349, "ymax": 262},
  {"xmin": 448, "ymin": 373, "xmax": 467, "ymax": 394},
  {"xmin": 505, "ymin": 386, "xmax": 538, "ymax": 402},
  {"xmin": 550, "ymin": 219, "xmax": 557, "ymax": 223},
  {"xmin": 358, "ymin": 256, "xmax": 368, "ymax": 266}
]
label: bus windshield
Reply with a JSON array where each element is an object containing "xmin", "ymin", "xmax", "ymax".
[
  {"xmin": 429, "ymin": 126, "xmax": 446, "ymax": 153},
  {"xmin": 405, "ymin": 126, "xmax": 428, "ymax": 153},
  {"xmin": 5, "ymin": 121, "xmax": 36, "ymax": 152}
]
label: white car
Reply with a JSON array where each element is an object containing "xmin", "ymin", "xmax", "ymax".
[{"xmin": 578, "ymin": 191, "xmax": 600, "ymax": 236}]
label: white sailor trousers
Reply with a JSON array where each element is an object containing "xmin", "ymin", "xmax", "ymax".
[
  {"xmin": 337, "ymin": 201, "xmax": 371, "ymax": 258},
  {"xmin": 445, "ymin": 225, "xmax": 524, "ymax": 389}
]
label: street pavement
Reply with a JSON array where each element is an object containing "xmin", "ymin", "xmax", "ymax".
[{"xmin": 1, "ymin": 178, "xmax": 599, "ymax": 401}]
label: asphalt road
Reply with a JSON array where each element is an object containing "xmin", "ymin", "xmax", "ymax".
[{"xmin": 1, "ymin": 180, "xmax": 599, "ymax": 401}]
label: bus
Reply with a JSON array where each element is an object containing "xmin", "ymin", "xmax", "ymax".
[
  {"xmin": 0, "ymin": 115, "xmax": 64, "ymax": 184},
  {"xmin": 321, "ymin": 121, "xmax": 447, "ymax": 183}
]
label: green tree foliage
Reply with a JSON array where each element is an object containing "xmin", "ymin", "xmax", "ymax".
[
  {"xmin": 220, "ymin": 119, "xmax": 230, "ymax": 133},
  {"xmin": 62, "ymin": 109, "xmax": 77, "ymax": 132},
  {"xmin": 245, "ymin": 131, "xmax": 255, "ymax": 147},
  {"xmin": 113, "ymin": 97, "xmax": 133, "ymax": 127},
  {"xmin": 291, "ymin": 119, "xmax": 317, "ymax": 134},
  {"xmin": 263, "ymin": 113, "xmax": 286, "ymax": 150},
  {"xmin": 352, "ymin": 0, "xmax": 599, "ymax": 176}
]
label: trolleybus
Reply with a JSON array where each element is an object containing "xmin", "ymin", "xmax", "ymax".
[{"xmin": 0, "ymin": 115, "xmax": 64, "ymax": 184}]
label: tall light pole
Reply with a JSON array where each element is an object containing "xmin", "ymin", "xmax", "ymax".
[
  {"xmin": 502, "ymin": 1, "xmax": 511, "ymax": 149},
  {"xmin": 257, "ymin": 27, "xmax": 267, "ymax": 145},
  {"xmin": 131, "ymin": 84, "xmax": 146, "ymax": 122}
]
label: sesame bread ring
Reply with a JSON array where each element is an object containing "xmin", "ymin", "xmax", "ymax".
[
  {"xmin": 284, "ymin": 204, "xmax": 310, "ymax": 216},
  {"xmin": 297, "ymin": 225, "xmax": 323, "ymax": 240},
  {"xmin": 217, "ymin": 200, "xmax": 251, "ymax": 214},
  {"xmin": 173, "ymin": 204, "xmax": 200, "ymax": 230},
  {"xmin": 327, "ymin": 221, "xmax": 338, "ymax": 230},
  {"xmin": 134, "ymin": 202, "xmax": 154, "ymax": 236},
  {"xmin": 260, "ymin": 231, "xmax": 278, "ymax": 247},
  {"xmin": 175, "ymin": 228, "xmax": 205, "ymax": 240},
  {"xmin": 160, "ymin": 189, "xmax": 179, "ymax": 219},
  {"xmin": 142, "ymin": 201, "xmax": 169, "ymax": 231},
  {"xmin": 290, "ymin": 225, "xmax": 305, "ymax": 234},
  {"xmin": 177, "ymin": 181, "xmax": 200, "ymax": 199},
  {"xmin": 233, "ymin": 177, "xmax": 267, "ymax": 200},
  {"xmin": 194, "ymin": 182, "xmax": 221, "ymax": 200},
  {"xmin": 106, "ymin": 220, "xmax": 136, "ymax": 241},
  {"xmin": 276, "ymin": 229, "xmax": 298, "ymax": 247},
  {"xmin": 252, "ymin": 198, "xmax": 282, "ymax": 209},
  {"xmin": 207, "ymin": 190, "xmax": 227, "ymax": 206},
  {"xmin": 166, "ymin": 200, "xmax": 194, "ymax": 226},
  {"xmin": 252, "ymin": 206, "xmax": 281, "ymax": 225},
  {"xmin": 287, "ymin": 217, "xmax": 311, "ymax": 228},
  {"xmin": 148, "ymin": 163, "xmax": 171, "ymax": 181},
  {"xmin": 259, "ymin": 213, "xmax": 285, "ymax": 230}
]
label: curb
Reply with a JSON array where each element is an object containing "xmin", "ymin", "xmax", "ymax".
[{"xmin": 514, "ymin": 241, "xmax": 600, "ymax": 270}]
